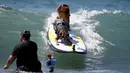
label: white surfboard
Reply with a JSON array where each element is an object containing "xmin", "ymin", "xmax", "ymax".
[{"xmin": 47, "ymin": 25, "xmax": 87, "ymax": 54}]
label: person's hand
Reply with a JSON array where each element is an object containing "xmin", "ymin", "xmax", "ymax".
[{"xmin": 3, "ymin": 65, "xmax": 9, "ymax": 69}]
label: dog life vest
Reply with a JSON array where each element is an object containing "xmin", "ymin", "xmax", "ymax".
[{"xmin": 53, "ymin": 18, "xmax": 70, "ymax": 34}]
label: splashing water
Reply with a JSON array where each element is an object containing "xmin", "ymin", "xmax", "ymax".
[{"xmin": 42, "ymin": 9, "xmax": 121, "ymax": 55}]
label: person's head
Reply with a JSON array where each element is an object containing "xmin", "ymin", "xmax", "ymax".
[
  {"xmin": 20, "ymin": 30, "xmax": 31, "ymax": 42},
  {"xmin": 56, "ymin": 4, "xmax": 70, "ymax": 23}
]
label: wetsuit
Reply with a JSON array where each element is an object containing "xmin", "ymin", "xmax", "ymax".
[{"xmin": 12, "ymin": 40, "xmax": 42, "ymax": 72}]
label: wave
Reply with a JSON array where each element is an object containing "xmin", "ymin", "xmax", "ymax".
[
  {"xmin": 70, "ymin": 9, "xmax": 122, "ymax": 55},
  {"xmin": 0, "ymin": 5, "xmax": 13, "ymax": 10},
  {"xmin": 0, "ymin": 5, "xmax": 125, "ymax": 55},
  {"xmin": 41, "ymin": 9, "xmax": 123, "ymax": 56}
]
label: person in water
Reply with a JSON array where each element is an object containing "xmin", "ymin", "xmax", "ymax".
[
  {"xmin": 53, "ymin": 4, "xmax": 72, "ymax": 45},
  {"xmin": 46, "ymin": 54, "xmax": 56, "ymax": 73},
  {"xmin": 3, "ymin": 30, "xmax": 42, "ymax": 72}
]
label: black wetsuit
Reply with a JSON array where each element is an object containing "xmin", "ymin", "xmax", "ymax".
[{"xmin": 12, "ymin": 40, "xmax": 42, "ymax": 72}]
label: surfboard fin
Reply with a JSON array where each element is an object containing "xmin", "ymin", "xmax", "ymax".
[{"xmin": 72, "ymin": 45, "xmax": 75, "ymax": 51}]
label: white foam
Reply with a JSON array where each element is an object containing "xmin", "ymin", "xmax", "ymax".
[
  {"xmin": 71, "ymin": 9, "xmax": 122, "ymax": 55},
  {"xmin": 40, "ymin": 31, "xmax": 48, "ymax": 45},
  {"xmin": 70, "ymin": 9, "xmax": 105, "ymax": 55},
  {"xmin": 40, "ymin": 13, "xmax": 57, "ymax": 52},
  {"xmin": 23, "ymin": 16, "xmax": 28, "ymax": 20}
]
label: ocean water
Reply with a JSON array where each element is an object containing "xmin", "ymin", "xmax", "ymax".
[{"xmin": 0, "ymin": 0, "xmax": 130, "ymax": 73}]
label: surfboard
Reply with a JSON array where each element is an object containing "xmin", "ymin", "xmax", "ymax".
[{"xmin": 47, "ymin": 25, "xmax": 87, "ymax": 54}]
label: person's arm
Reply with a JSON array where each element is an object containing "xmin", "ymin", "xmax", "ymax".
[{"xmin": 3, "ymin": 55, "xmax": 16, "ymax": 69}]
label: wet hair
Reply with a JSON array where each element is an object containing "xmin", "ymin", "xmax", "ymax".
[
  {"xmin": 57, "ymin": 4, "xmax": 70, "ymax": 15},
  {"xmin": 62, "ymin": 4, "xmax": 68, "ymax": 7},
  {"xmin": 21, "ymin": 30, "xmax": 31, "ymax": 40},
  {"xmin": 62, "ymin": 4, "xmax": 70, "ymax": 15}
]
